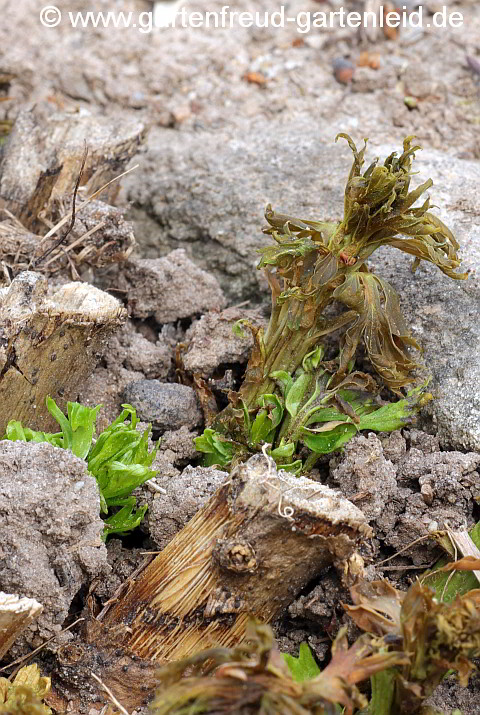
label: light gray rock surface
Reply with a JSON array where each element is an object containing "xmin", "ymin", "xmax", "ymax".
[
  {"xmin": 0, "ymin": 441, "xmax": 109, "ymax": 657},
  {"xmin": 124, "ymin": 379, "xmax": 203, "ymax": 431},
  {"xmin": 183, "ymin": 306, "xmax": 265, "ymax": 377},
  {"xmin": 149, "ymin": 465, "xmax": 228, "ymax": 550}
]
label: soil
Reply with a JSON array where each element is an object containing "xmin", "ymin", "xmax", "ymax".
[{"xmin": 1, "ymin": 1, "xmax": 480, "ymax": 713}]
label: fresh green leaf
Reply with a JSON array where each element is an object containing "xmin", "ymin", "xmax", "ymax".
[
  {"xmin": 301, "ymin": 422, "xmax": 357, "ymax": 454},
  {"xmin": 250, "ymin": 410, "xmax": 275, "ymax": 446},
  {"xmin": 285, "ymin": 372, "xmax": 312, "ymax": 419},
  {"xmin": 194, "ymin": 429, "xmax": 234, "ymax": 467},
  {"xmin": 67, "ymin": 401, "xmax": 102, "ymax": 459},
  {"xmin": 45, "ymin": 396, "xmax": 73, "ymax": 450},
  {"xmin": 277, "ymin": 459, "xmax": 303, "ymax": 474},
  {"xmin": 102, "ymin": 498, "xmax": 148, "ymax": 539},
  {"xmin": 270, "ymin": 370, "xmax": 293, "ymax": 399},
  {"xmin": 3, "ymin": 399, "xmax": 155, "ymax": 539},
  {"xmin": 270, "ymin": 441, "xmax": 295, "ymax": 459},
  {"xmin": 95, "ymin": 462, "xmax": 156, "ymax": 503},
  {"xmin": 232, "ymin": 319, "xmax": 248, "ymax": 338},
  {"xmin": 257, "ymin": 394, "xmax": 284, "ymax": 430},
  {"xmin": 302, "ymin": 346, "xmax": 325, "ymax": 372},
  {"xmin": 283, "ymin": 642, "xmax": 321, "ymax": 682}
]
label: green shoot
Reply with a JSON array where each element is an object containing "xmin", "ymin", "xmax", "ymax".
[{"xmin": 3, "ymin": 398, "xmax": 157, "ymax": 539}]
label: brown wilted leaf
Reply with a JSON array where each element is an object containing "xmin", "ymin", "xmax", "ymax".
[{"xmin": 440, "ymin": 555, "xmax": 480, "ymax": 572}]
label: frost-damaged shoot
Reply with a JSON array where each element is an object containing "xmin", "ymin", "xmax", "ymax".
[
  {"xmin": 151, "ymin": 558, "xmax": 480, "ymax": 715},
  {"xmin": 196, "ymin": 134, "xmax": 466, "ymax": 473}
]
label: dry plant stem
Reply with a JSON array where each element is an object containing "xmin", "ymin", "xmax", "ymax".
[
  {"xmin": 449, "ymin": 530, "xmax": 480, "ymax": 585},
  {"xmin": 91, "ymin": 672, "xmax": 130, "ymax": 715},
  {"xmin": 97, "ymin": 454, "xmax": 370, "ymax": 662},
  {"xmin": 0, "ymin": 109, "xmax": 145, "ymax": 231},
  {"xmin": 0, "ymin": 271, "xmax": 126, "ymax": 433},
  {"xmin": 0, "ymin": 593, "xmax": 42, "ymax": 660}
]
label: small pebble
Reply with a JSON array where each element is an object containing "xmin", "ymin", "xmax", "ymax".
[
  {"xmin": 332, "ymin": 57, "xmax": 355, "ymax": 85},
  {"xmin": 124, "ymin": 380, "xmax": 203, "ymax": 432}
]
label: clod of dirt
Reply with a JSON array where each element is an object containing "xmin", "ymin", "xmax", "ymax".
[
  {"xmin": 329, "ymin": 431, "xmax": 480, "ymax": 566},
  {"xmin": 159, "ymin": 426, "xmax": 200, "ymax": 466},
  {"xmin": 149, "ymin": 465, "xmax": 228, "ymax": 550},
  {"xmin": 106, "ymin": 320, "xmax": 173, "ymax": 380},
  {"xmin": 351, "ymin": 65, "xmax": 396, "ymax": 93},
  {"xmin": 91, "ymin": 538, "xmax": 148, "ymax": 603},
  {"xmin": 124, "ymin": 380, "xmax": 203, "ymax": 431},
  {"xmin": 0, "ymin": 108, "xmax": 145, "ymax": 231},
  {"xmin": 115, "ymin": 249, "xmax": 226, "ymax": 323},
  {"xmin": 330, "ymin": 432, "xmax": 397, "ymax": 523},
  {"xmin": 183, "ymin": 306, "xmax": 266, "ymax": 378},
  {"xmin": 0, "ymin": 441, "xmax": 109, "ymax": 658}
]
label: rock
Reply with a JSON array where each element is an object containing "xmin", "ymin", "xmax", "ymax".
[
  {"xmin": 149, "ymin": 465, "xmax": 228, "ymax": 550},
  {"xmin": 0, "ymin": 441, "xmax": 109, "ymax": 657},
  {"xmin": 183, "ymin": 307, "xmax": 265, "ymax": 377},
  {"xmin": 125, "ymin": 118, "xmax": 480, "ymax": 451},
  {"xmin": 160, "ymin": 426, "xmax": 199, "ymax": 466},
  {"xmin": 117, "ymin": 250, "xmax": 226, "ymax": 323},
  {"xmin": 123, "ymin": 380, "xmax": 203, "ymax": 431},
  {"xmin": 330, "ymin": 433, "xmax": 397, "ymax": 523},
  {"xmin": 106, "ymin": 321, "xmax": 173, "ymax": 380}
]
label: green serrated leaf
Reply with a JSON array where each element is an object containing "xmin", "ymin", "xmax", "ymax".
[
  {"xmin": 67, "ymin": 401, "xmax": 101, "ymax": 459},
  {"xmin": 102, "ymin": 499, "xmax": 148, "ymax": 539},
  {"xmin": 283, "ymin": 642, "xmax": 321, "ymax": 682},
  {"xmin": 46, "ymin": 396, "xmax": 73, "ymax": 450},
  {"xmin": 194, "ymin": 429, "xmax": 234, "ymax": 467}
]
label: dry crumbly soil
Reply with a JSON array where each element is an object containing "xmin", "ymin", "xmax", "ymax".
[{"xmin": 1, "ymin": 1, "xmax": 480, "ymax": 714}]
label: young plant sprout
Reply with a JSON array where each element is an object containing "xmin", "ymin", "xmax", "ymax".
[
  {"xmin": 3, "ymin": 398, "xmax": 157, "ymax": 538},
  {"xmin": 196, "ymin": 134, "xmax": 466, "ymax": 473}
]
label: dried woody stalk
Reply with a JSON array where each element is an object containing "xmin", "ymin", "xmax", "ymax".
[
  {"xmin": 95, "ymin": 455, "xmax": 370, "ymax": 664},
  {"xmin": 0, "ymin": 109, "xmax": 144, "ymax": 277}
]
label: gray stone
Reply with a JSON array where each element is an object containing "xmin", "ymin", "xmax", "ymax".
[
  {"xmin": 0, "ymin": 441, "xmax": 109, "ymax": 657},
  {"xmin": 124, "ymin": 380, "xmax": 203, "ymax": 431},
  {"xmin": 330, "ymin": 433, "xmax": 397, "ymax": 523}
]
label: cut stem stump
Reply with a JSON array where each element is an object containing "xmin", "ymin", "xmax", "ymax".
[
  {"xmin": 0, "ymin": 271, "xmax": 126, "ymax": 433},
  {"xmin": 97, "ymin": 454, "xmax": 371, "ymax": 662}
]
